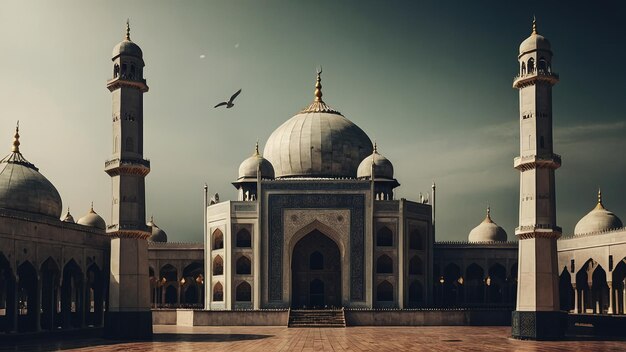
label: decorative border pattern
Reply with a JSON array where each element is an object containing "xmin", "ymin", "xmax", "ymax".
[{"xmin": 268, "ymin": 193, "xmax": 366, "ymax": 302}]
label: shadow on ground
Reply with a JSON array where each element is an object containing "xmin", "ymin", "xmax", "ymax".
[{"xmin": 0, "ymin": 333, "xmax": 273, "ymax": 352}]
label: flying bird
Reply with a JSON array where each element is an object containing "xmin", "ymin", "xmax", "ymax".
[{"xmin": 214, "ymin": 89, "xmax": 242, "ymax": 109}]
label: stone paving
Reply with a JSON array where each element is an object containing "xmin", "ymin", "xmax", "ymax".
[{"xmin": 2, "ymin": 325, "xmax": 626, "ymax": 351}]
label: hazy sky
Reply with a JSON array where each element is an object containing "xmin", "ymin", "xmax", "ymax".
[{"xmin": 1, "ymin": 1, "xmax": 625, "ymax": 242}]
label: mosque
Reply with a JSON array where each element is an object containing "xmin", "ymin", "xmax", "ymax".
[{"xmin": 0, "ymin": 20, "xmax": 625, "ymax": 338}]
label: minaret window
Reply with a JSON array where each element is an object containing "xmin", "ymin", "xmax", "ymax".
[
  {"xmin": 213, "ymin": 282, "xmax": 223, "ymax": 301},
  {"xmin": 121, "ymin": 63, "xmax": 127, "ymax": 76},
  {"xmin": 113, "ymin": 64, "xmax": 119, "ymax": 78},
  {"xmin": 527, "ymin": 58, "xmax": 535, "ymax": 73},
  {"xmin": 213, "ymin": 256, "xmax": 223, "ymax": 276},
  {"xmin": 212, "ymin": 229, "xmax": 224, "ymax": 250},
  {"xmin": 521, "ymin": 62, "xmax": 526, "ymax": 75},
  {"xmin": 538, "ymin": 58, "xmax": 548, "ymax": 73}
]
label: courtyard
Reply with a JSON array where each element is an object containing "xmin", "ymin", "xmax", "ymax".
[{"xmin": 2, "ymin": 326, "xmax": 626, "ymax": 351}]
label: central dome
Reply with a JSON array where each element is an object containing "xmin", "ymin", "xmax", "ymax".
[{"xmin": 263, "ymin": 72, "xmax": 373, "ymax": 178}]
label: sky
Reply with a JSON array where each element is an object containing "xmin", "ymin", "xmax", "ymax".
[{"xmin": 0, "ymin": 0, "xmax": 625, "ymax": 242}]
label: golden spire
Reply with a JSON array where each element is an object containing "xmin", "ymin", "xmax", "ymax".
[
  {"xmin": 595, "ymin": 188, "xmax": 605, "ymax": 210},
  {"xmin": 484, "ymin": 205, "xmax": 493, "ymax": 223},
  {"xmin": 532, "ymin": 16, "xmax": 537, "ymax": 35},
  {"xmin": 125, "ymin": 19, "xmax": 131, "ymax": 41},
  {"xmin": 11, "ymin": 121, "xmax": 20, "ymax": 153},
  {"xmin": 314, "ymin": 67, "xmax": 323, "ymax": 102}
]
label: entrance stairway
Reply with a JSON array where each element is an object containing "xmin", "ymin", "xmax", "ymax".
[{"xmin": 288, "ymin": 309, "xmax": 346, "ymax": 328}]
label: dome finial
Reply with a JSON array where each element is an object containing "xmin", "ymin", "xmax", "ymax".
[
  {"xmin": 125, "ymin": 19, "xmax": 131, "ymax": 41},
  {"xmin": 484, "ymin": 204, "xmax": 493, "ymax": 223},
  {"xmin": 595, "ymin": 187, "xmax": 605, "ymax": 210},
  {"xmin": 373, "ymin": 140, "xmax": 378, "ymax": 154},
  {"xmin": 90, "ymin": 201, "xmax": 95, "ymax": 213},
  {"xmin": 532, "ymin": 15, "xmax": 537, "ymax": 35},
  {"xmin": 254, "ymin": 140, "xmax": 260, "ymax": 156},
  {"xmin": 150, "ymin": 214, "xmax": 154, "ymax": 223},
  {"xmin": 11, "ymin": 121, "xmax": 20, "ymax": 153},
  {"xmin": 314, "ymin": 67, "xmax": 323, "ymax": 102}
]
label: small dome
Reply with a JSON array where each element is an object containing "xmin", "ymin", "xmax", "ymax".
[
  {"xmin": 519, "ymin": 19, "xmax": 551, "ymax": 54},
  {"xmin": 0, "ymin": 126, "xmax": 62, "ymax": 218},
  {"xmin": 468, "ymin": 208, "xmax": 508, "ymax": 242},
  {"xmin": 77, "ymin": 205, "xmax": 106, "ymax": 230},
  {"xmin": 112, "ymin": 22, "xmax": 143, "ymax": 59},
  {"xmin": 357, "ymin": 143, "xmax": 394, "ymax": 179},
  {"xmin": 263, "ymin": 71, "xmax": 372, "ymax": 178},
  {"xmin": 574, "ymin": 190, "xmax": 623, "ymax": 235},
  {"xmin": 238, "ymin": 143, "xmax": 275, "ymax": 180},
  {"xmin": 147, "ymin": 217, "xmax": 167, "ymax": 242},
  {"xmin": 62, "ymin": 208, "xmax": 75, "ymax": 223}
]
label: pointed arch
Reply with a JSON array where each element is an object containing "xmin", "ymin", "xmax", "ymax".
[
  {"xmin": 40, "ymin": 257, "xmax": 60, "ymax": 330},
  {"xmin": 236, "ymin": 228, "xmax": 252, "ymax": 248},
  {"xmin": 0, "ymin": 253, "xmax": 16, "ymax": 333},
  {"xmin": 213, "ymin": 256, "xmax": 223, "ymax": 276},
  {"xmin": 236, "ymin": 256, "xmax": 251, "ymax": 275},
  {"xmin": 212, "ymin": 229, "xmax": 224, "ymax": 250},
  {"xmin": 236, "ymin": 281, "xmax": 251, "ymax": 302},
  {"xmin": 559, "ymin": 267, "xmax": 573, "ymax": 312},
  {"xmin": 376, "ymin": 255, "xmax": 393, "ymax": 274},
  {"xmin": 17, "ymin": 261, "xmax": 38, "ymax": 332},
  {"xmin": 62, "ymin": 259, "xmax": 83, "ymax": 328},
  {"xmin": 213, "ymin": 282, "xmax": 224, "ymax": 302},
  {"xmin": 376, "ymin": 280, "xmax": 393, "ymax": 302}
]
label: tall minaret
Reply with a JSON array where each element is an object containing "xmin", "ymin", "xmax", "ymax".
[
  {"xmin": 103, "ymin": 21, "xmax": 152, "ymax": 339},
  {"xmin": 511, "ymin": 19, "xmax": 565, "ymax": 340}
]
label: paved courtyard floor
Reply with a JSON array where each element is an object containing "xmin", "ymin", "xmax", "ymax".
[{"xmin": 2, "ymin": 325, "xmax": 626, "ymax": 351}]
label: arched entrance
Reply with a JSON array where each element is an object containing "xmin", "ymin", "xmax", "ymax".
[{"xmin": 291, "ymin": 230, "xmax": 341, "ymax": 308}]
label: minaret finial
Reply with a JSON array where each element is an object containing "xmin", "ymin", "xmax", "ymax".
[
  {"xmin": 254, "ymin": 140, "xmax": 260, "ymax": 156},
  {"xmin": 532, "ymin": 15, "xmax": 537, "ymax": 35},
  {"xmin": 90, "ymin": 201, "xmax": 94, "ymax": 212},
  {"xmin": 125, "ymin": 19, "xmax": 131, "ymax": 40},
  {"xmin": 150, "ymin": 214, "xmax": 154, "ymax": 223},
  {"xmin": 11, "ymin": 121, "xmax": 20, "ymax": 153},
  {"xmin": 314, "ymin": 67, "xmax": 323, "ymax": 102},
  {"xmin": 373, "ymin": 140, "xmax": 378, "ymax": 154}
]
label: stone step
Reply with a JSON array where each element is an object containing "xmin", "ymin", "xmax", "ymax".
[{"xmin": 288, "ymin": 309, "xmax": 346, "ymax": 328}]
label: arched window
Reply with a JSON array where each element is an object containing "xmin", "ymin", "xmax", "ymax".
[
  {"xmin": 236, "ymin": 282, "xmax": 251, "ymax": 302},
  {"xmin": 376, "ymin": 255, "xmax": 393, "ymax": 274},
  {"xmin": 376, "ymin": 227, "xmax": 393, "ymax": 247},
  {"xmin": 236, "ymin": 229, "xmax": 251, "ymax": 248},
  {"xmin": 236, "ymin": 256, "xmax": 251, "ymax": 275},
  {"xmin": 113, "ymin": 64, "xmax": 119, "ymax": 78},
  {"xmin": 121, "ymin": 63, "xmax": 127, "ymax": 75},
  {"xmin": 409, "ymin": 256, "xmax": 423, "ymax": 275},
  {"xmin": 409, "ymin": 229, "xmax": 423, "ymax": 250},
  {"xmin": 377, "ymin": 281, "xmax": 393, "ymax": 301},
  {"xmin": 213, "ymin": 256, "xmax": 223, "ymax": 276},
  {"xmin": 538, "ymin": 58, "xmax": 548, "ymax": 73},
  {"xmin": 212, "ymin": 229, "xmax": 224, "ymax": 250},
  {"xmin": 310, "ymin": 251, "xmax": 323, "ymax": 270},
  {"xmin": 527, "ymin": 58, "xmax": 535, "ymax": 73},
  {"xmin": 521, "ymin": 62, "xmax": 526, "ymax": 75},
  {"xmin": 125, "ymin": 137, "xmax": 134, "ymax": 152},
  {"xmin": 213, "ymin": 282, "xmax": 223, "ymax": 301}
]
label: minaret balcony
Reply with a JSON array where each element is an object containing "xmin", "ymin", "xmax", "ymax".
[
  {"xmin": 106, "ymin": 77, "xmax": 149, "ymax": 92},
  {"xmin": 105, "ymin": 157, "xmax": 151, "ymax": 176},
  {"xmin": 513, "ymin": 153, "xmax": 561, "ymax": 171},
  {"xmin": 515, "ymin": 224, "xmax": 562, "ymax": 239},
  {"xmin": 513, "ymin": 70, "xmax": 559, "ymax": 88}
]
